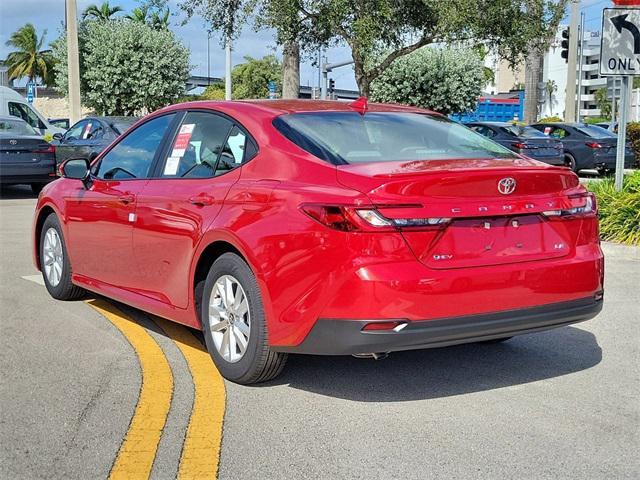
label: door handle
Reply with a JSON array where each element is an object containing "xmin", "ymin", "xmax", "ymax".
[
  {"xmin": 118, "ymin": 194, "xmax": 135, "ymax": 204},
  {"xmin": 189, "ymin": 194, "xmax": 215, "ymax": 206}
]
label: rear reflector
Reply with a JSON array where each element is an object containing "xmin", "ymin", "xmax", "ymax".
[{"xmin": 362, "ymin": 321, "xmax": 406, "ymax": 332}]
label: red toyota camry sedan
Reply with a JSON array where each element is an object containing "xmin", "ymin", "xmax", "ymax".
[{"xmin": 32, "ymin": 100, "xmax": 604, "ymax": 384}]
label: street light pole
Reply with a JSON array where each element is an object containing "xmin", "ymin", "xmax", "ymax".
[
  {"xmin": 225, "ymin": 39, "xmax": 232, "ymax": 100},
  {"xmin": 207, "ymin": 32, "xmax": 211, "ymax": 87},
  {"xmin": 65, "ymin": 0, "xmax": 81, "ymax": 124}
]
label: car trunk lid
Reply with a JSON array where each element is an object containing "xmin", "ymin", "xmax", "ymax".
[
  {"xmin": 0, "ymin": 135, "xmax": 54, "ymax": 164},
  {"xmin": 337, "ymin": 158, "xmax": 583, "ymax": 269}
]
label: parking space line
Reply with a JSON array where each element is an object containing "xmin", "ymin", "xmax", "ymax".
[
  {"xmin": 86, "ymin": 299, "xmax": 174, "ymax": 480},
  {"xmin": 155, "ymin": 318, "xmax": 226, "ymax": 480}
]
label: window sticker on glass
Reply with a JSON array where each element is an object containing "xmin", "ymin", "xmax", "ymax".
[
  {"xmin": 83, "ymin": 122, "xmax": 93, "ymax": 139},
  {"xmin": 164, "ymin": 156, "xmax": 181, "ymax": 176},
  {"xmin": 172, "ymin": 123, "xmax": 195, "ymax": 158}
]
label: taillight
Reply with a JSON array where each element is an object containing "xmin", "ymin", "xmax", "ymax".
[
  {"xmin": 585, "ymin": 142, "xmax": 602, "ymax": 149},
  {"xmin": 300, "ymin": 204, "xmax": 451, "ymax": 232},
  {"xmin": 34, "ymin": 144, "xmax": 56, "ymax": 154},
  {"xmin": 512, "ymin": 142, "xmax": 527, "ymax": 149},
  {"xmin": 543, "ymin": 192, "xmax": 597, "ymax": 219},
  {"xmin": 300, "ymin": 205, "xmax": 359, "ymax": 231}
]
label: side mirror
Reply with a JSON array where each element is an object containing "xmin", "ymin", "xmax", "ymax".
[
  {"xmin": 60, "ymin": 158, "xmax": 92, "ymax": 188},
  {"xmin": 52, "ymin": 133, "xmax": 63, "ymax": 141}
]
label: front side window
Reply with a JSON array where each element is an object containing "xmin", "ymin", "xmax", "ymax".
[
  {"xmin": 160, "ymin": 111, "xmax": 252, "ymax": 179},
  {"xmin": 95, "ymin": 114, "xmax": 174, "ymax": 180},
  {"xmin": 273, "ymin": 112, "xmax": 516, "ymax": 164},
  {"xmin": 8, "ymin": 102, "xmax": 44, "ymax": 129},
  {"xmin": 65, "ymin": 120, "xmax": 89, "ymax": 141}
]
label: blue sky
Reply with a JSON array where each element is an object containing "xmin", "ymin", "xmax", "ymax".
[{"xmin": 0, "ymin": 0, "xmax": 614, "ymax": 91}]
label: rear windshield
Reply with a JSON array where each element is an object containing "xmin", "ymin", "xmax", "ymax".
[
  {"xmin": 0, "ymin": 118, "xmax": 37, "ymax": 135},
  {"xmin": 273, "ymin": 112, "xmax": 517, "ymax": 164},
  {"xmin": 110, "ymin": 118, "xmax": 138, "ymax": 135},
  {"xmin": 501, "ymin": 125, "xmax": 548, "ymax": 138},
  {"xmin": 575, "ymin": 125, "xmax": 617, "ymax": 138}
]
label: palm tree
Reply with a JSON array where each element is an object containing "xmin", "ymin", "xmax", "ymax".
[
  {"xmin": 126, "ymin": 5, "xmax": 150, "ymax": 23},
  {"xmin": 82, "ymin": 2, "xmax": 123, "ymax": 21},
  {"xmin": 149, "ymin": 8, "xmax": 171, "ymax": 30},
  {"xmin": 4, "ymin": 23, "xmax": 55, "ymax": 87}
]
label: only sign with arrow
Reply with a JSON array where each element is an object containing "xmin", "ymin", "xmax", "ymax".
[{"xmin": 601, "ymin": 7, "xmax": 640, "ymax": 76}]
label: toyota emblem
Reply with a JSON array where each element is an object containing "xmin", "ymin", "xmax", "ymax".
[
  {"xmin": 9, "ymin": 139, "xmax": 17, "ymax": 145},
  {"xmin": 498, "ymin": 177, "xmax": 516, "ymax": 195}
]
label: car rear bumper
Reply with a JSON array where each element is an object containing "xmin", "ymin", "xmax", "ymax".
[
  {"xmin": 529, "ymin": 154, "xmax": 564, "ymax": 165},
  {"xmin": 0, "ymin": 174, "xmax": 56, "ymax": 184},
  {"xmin": 274, "ymin": 296, "xmax": 603, "ymax": 355}
]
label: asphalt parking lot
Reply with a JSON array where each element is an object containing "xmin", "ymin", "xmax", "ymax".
[{"xmin": 1, "ymin": 184, "xmax": 639, "ymax": 479}]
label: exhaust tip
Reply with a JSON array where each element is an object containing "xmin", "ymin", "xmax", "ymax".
[{"xmin": 352, "ymin": 352, "xmax": 389, "ymax": 360}]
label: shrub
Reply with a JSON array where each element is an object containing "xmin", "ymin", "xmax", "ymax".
[
  {"xmin": 586, "ymin": 171, "xmax": 640, "ymax": 245},
  {"xmin": 538, "ymin": 116, "xmax": 562, "ymax": 123},
  {"xmin": 626, "ymin": 122, "xmax": 640, "ymax": 168},
  {"xmin": 370, "ymin": 47, "xmax": 484, "ymax": 115},
  {"xmin": 584, "ymin": 116, "xmax": 610, "ymax": 125}
]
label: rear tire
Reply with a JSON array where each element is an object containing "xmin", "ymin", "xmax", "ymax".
[
  {"xmin": 39, "ymin": 213, "xmax": 85, "ymax": 300},
  {"xmin": 564, "ymin": 153, "xmax": 577, "ymax": 172},
  {"xmin": 201, "ymin": 253, "xmax": 287, "ymax": 384}
]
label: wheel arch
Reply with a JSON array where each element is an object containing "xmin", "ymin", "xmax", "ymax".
[
  {"xmin": 191, "ymin": 236, "xmax": 267, "ymax": 329},
  {"xmin": 33, "ymin": 204, "xmax": 59, "ymax": 270}
]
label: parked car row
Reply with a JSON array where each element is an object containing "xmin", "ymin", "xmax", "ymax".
[
  {"xmin": 0, "ymin": 86, "xmax": 138, "ymax": 193},
  {"xmin": 466, "ymin": 120, "xmax": 635, "ymax": 174}
]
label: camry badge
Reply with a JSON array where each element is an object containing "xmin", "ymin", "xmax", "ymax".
[{"xmin": 498, "ymin": 177, "xmax": 516, "ymax": 195}]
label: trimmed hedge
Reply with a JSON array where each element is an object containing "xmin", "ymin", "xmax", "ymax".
[
  {"xmin": 537, "ymin": 116, "xmax": 563, "ymax": 123},
  {"xmin": 626, "ymin": 122, "xmax": 640, "ymax": 168},
  {"xmin": 586, "ymin": 171, "xmax": 640, "ymax": 245}
]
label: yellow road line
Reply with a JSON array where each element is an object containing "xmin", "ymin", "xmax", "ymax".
[
  {"xmin": 86, "ymin": 299, "xmax": 173, "ymax": 480},
  {"xmin": 155, "ymin": 318, "xmax": 226, "ymax": 480}
]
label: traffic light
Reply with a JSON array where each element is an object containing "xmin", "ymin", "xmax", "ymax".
[
  {"xmin": 329, "ymin": 78, "xmax": 335, "ymax": 93},
  {"xmin": 560, "ymin": 28, "xmax": 570, "ymax": 63}
]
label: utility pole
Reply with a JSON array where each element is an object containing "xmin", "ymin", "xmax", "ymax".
[
  {"xmin": 225, "ymin": 39, "xmax": 232, "ymax": 100},
  {"xmin": 576, "ymin": 12, "xmax": 585, "ymax": 122},
  {"xmin": 320, "ymin": 59, "xmax": 355, "ymax": 100},
  {"xmin": 565, "ymin": 0, "xmax": 580, "ymax": 122},
  {"xmin": 65, "ymin": 0, "xmax": 81, "ymax": 124}
]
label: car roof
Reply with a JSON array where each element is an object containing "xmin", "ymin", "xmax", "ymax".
[
  {"xmin": 533, "ymin": 122, "xmax": 586, "ymax": 127},
  {"xmin": 157, "ymin": 99, "xmax": 437, "ymax": 116},
  {"xmin": 466, "ymin": 121, "xmax": 515, "ymax": 126},
  {"xmin": 0, "ymin": 115, "xmax": 28, "ymax": 124}
]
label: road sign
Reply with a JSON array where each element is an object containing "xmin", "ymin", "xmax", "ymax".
[
  {"xmin": 26, "ymin": 82, "xmax": 35, "ymax": 104},
  {"xmin": 600, "ymin": 7, "xmax": 640, "ymax": 75},
  {"xmin": 267, "ymin": 81, "xmax": 277, "ymax": 100}
]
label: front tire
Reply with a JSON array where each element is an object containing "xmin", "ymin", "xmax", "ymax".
[
  {"xmin": 39, "ymin": 213, "xmax": 85, "ymax": 300},
  {"xmin": 201, "ymin": 253, "xmax": 287, "ymax": 384}
]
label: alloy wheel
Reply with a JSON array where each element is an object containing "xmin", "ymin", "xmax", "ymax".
[
  {"xmin": 43, "ymin": 227, "xmax": 63, "ymax": 287},
  {"xmin": 209, "ymin": 274, "xmax": 251, "ymax": 363}
]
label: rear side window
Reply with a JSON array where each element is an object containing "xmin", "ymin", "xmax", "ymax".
[
  {"xmin": 273, "ymin": 112, "xmax": 516, "ymax": 164},
  {"xmin": 95, "ymin": 114, "xmax": 174, "ymax": 180},
  {"xmin": 575, "ymin": 125, "xmax": 617, "ymax": 138}
]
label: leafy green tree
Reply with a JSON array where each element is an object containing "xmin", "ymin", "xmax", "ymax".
[
  {"xmin": 370, "ymin": 47, "xmax": 484, "ymax": 115},
  {"xmin": 82, "ymin": 2, "xmax": 123, "ymax": 21},
  {"xmin": 53, "ymin": 20, "xmax": 189, "ymax": 115},
  {"xmin": 180, "ymin": 0, "xmax": 567, "ymax": 97},
  {"xmin": 201, "ymin": 83, "xmax": 226, "ymax": 100},
  {"xmin": 595, "ymin": 87, "xmax": 612, "ymax": 119},
  {"xmin": 4, "ymin": 23, "xmax": 55, "ymax": 86},
  {"xmin": 231, "ymin": 55, "xmax": 282, "ymax": 99}
]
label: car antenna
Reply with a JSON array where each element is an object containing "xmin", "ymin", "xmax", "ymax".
[{"xmin": 349, "ymin": 97, "xmax": 368, "ymax": 116}]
